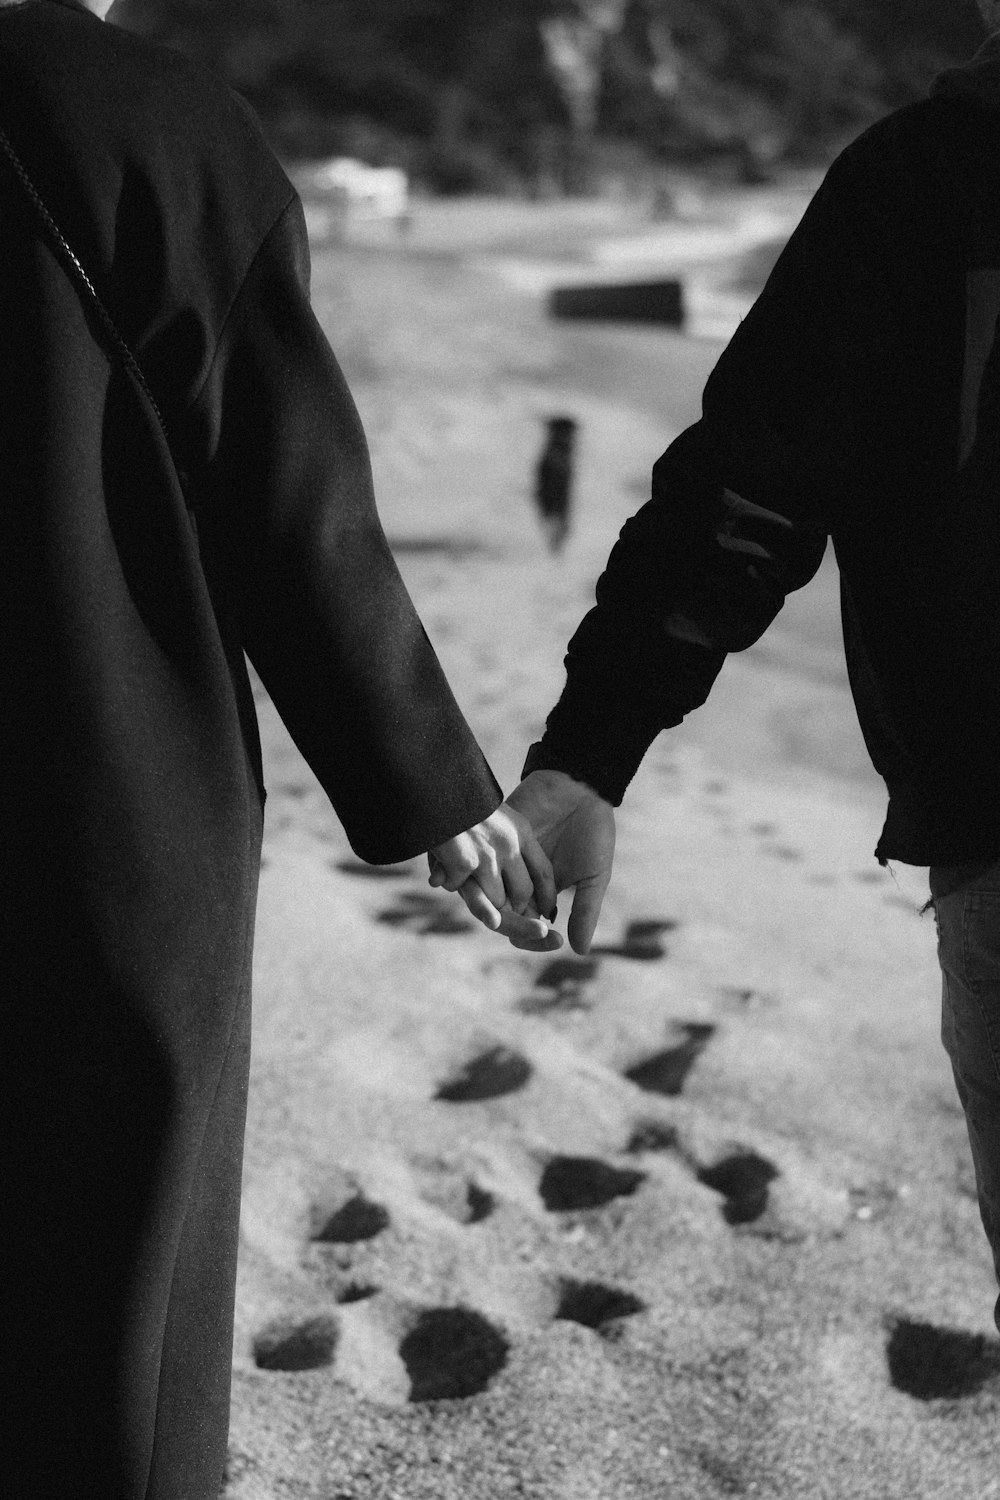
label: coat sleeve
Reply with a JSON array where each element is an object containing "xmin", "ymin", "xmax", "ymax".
[
  {"xmin": 183, "ymin": 195, "xmax": 502, "ymax": 862},
  {"xmin": 525, "ymin": 110, "xmax": 946, "ymax": 805}
]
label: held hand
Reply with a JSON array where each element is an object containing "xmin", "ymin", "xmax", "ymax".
[
  {"xmin": 505, "ymin": 769, "xmax": 616, "ymax": 954},
  {"xmin": 428, "ymin": 802, "xmax": 558, "ymax": 945}
]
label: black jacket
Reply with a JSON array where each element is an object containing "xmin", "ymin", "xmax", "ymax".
[{"xmin": 527, "ymin": 35, "xmax": 1000, "ymax": 867}]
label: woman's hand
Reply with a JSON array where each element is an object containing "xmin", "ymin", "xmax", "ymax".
[{"xmin": 428, "ymin": 801, "xmax": 561, "ymax": 947}]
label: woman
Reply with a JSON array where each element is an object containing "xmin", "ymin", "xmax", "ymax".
[{"xmin": 0, "ymin": 3, "xmax": 553, "ymax": 1495}]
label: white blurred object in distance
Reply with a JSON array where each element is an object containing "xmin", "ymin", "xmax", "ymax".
[
  {"xmin": 301, "ymin": 157, "xmax": 410, "ymax": 238},
  {"xmin": 541, "ymin": 5, "xmax": 627, "ymax": 136}
]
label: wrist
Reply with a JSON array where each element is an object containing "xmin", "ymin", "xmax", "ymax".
[
  {"xmin": 521, "ymin": 738, "xmax": 624, "ymax": 806},
  {"xmin": 520, "ymin": 764, "xmax": 600, "ymax": 799}
]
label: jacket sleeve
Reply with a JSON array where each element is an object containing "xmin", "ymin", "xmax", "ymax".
[
  {"xmin": 183, "ymin": 195, "xmax": 502, "ymax": 862},
  {"xmin": 525, "ymin": 117, "xmax": 936, "ymax": 805}
]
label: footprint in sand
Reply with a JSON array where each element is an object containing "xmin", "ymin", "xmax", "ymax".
[
  {"xmin": 461, "ymin": 1183, "xmax": 496, "ymax": 1223},
  {"xmin": 555, "ymin": 1278, "xmax": 647, "ymax": 1332},
  {"xmin": 593, "ymin": 918, "xmax": 678, "ymax": 962},
  {"xmin": 435, "ymin": 1044, "xmax": 532, "ymax": 1102},
  {"xmin": 518, "ymin": 955, "xmax": 599, "ymax": 1015},
  {"xmin": 624, "ymin": 1022, "xmax": 716, "ymax": 1098},
  {"xmin": 253, "ymin": 1314, "xmax": 339, "ymax": 1372},
  {"xmin": 886, "ymin": 1317, "xmax": 1000, "ymax": 1400},
  {"xmin": 626, "ymin": 1122, "xmax": 781, "ymax": 1230},
  {"xmin": 517, "ymin": 923, "xmax": 677, "ymax": 1016},
  {"xmin": 539, "ymin": 1155, "xmax": 647, "ymax": 1212},
  {"xmin": 764, "ymin": 845, "xmax": 805, "ymax": 862},
  {"xmin": 399, "ymin": 1306, "xmax": 509, "ymax": 1402},
  {"xmin": 718, "ymin": 985, "xmax": 774, "ymax": 1010},
  {"xmin": 276, "ymin": 780, "xmax": 310, "ymax": 800},
  {"xmin": 311, "ymin": 1191, "xmax": 391, "ymax": 1245},
  {"xmin": 376, "ymin": 888, "xmax": 473, "ymax": 936},
  {"xmin": 747, "ymin": 818, "xmax": 806, "ymax": 862},
  {"xmin": 697, "ymin": 1150, "xmax": 779, "ymax": 1226},
  {"xmin": 627, "ymin": 1121, "xmax": 680, "ymax": 1154},
  {"xmin": 412, "ymin": 1157, "xmax": 497, "ymax": 1224},
  {"xmin": 335, "ymin": 1281, "xmax": 380, "ymax": 1304}
]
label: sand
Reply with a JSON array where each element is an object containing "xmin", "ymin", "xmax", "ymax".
[{"xmin": 223, "ymin": 190, "xmax": 1000, "ymax": 1499}]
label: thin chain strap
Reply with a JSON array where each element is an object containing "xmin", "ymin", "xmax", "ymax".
[{"xmin": 0, "ymin": 121, "xmax": 179, "ymax": 468}]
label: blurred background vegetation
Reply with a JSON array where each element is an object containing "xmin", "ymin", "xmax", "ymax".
[{"xmin": 114, "ymin": 0, "xmax": 986, "ymax": 191}]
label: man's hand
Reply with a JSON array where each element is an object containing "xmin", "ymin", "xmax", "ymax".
[
  {"xmin": 428, "ymin": 802, "xmax": 559, "ymax": 947},
  {"xmin": 503, "ymin": 769, "xmax": 616, "ymax": 954}
]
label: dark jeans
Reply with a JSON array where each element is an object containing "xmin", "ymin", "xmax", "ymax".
[{"xmin": 931, "ymin": 858, "xmax": 1000, "ymax": 1332}]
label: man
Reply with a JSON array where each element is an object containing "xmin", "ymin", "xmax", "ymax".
[
  {"xmin": 0, "ymin": 3, "xmax": 553, "ymax": 1496},
  {"xmin": 481, "ymin": 1, "xmax": 1000, "ymax": 1331}
]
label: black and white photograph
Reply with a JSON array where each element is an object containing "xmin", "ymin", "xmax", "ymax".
[{"xmin": 2, "ymin": 2, "xmax": 1000, "ymax": 1496}]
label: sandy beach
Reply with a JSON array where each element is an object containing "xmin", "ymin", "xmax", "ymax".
[{"xmin": 223, "ymin": 189, "xmax": 1000, "ymax": 1499}]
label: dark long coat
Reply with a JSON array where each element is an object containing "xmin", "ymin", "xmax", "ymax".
[{"xmin": 0, "ymin": 4, "xmax": 500, "ymax": 1496}]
